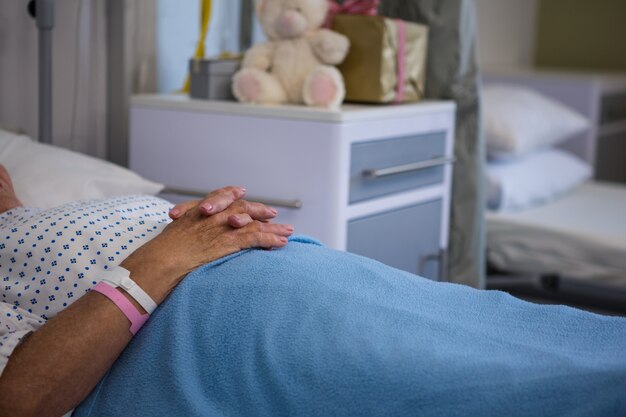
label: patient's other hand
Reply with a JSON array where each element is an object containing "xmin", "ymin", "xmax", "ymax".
[
  {"xmin": 0, "ymin": 165, "xmax": 22, "ymax": 213},
  {"xmin": 168, "ymin": 186, "xmax": 278, "ymax": 227}
]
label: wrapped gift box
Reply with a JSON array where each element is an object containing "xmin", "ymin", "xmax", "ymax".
[{"xmin": 333, "ymin": 15, "xmax": 428, "ymax": 104}]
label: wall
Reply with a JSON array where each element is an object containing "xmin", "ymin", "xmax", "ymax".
[
  {"xmin": 157, "ymin": 0, "xmax": 242, "ymax": 94},
  {"xmin": 0, "ymin": 2, "xmax": 39, "ymax": 138},
  {"xmin": 0, "ymin": 0, "xmax": 107, "ymax": 157},
  {"xmin": 535, "ymin": 0, "xmax": 626, "ymax": 72},
  {"xmin": 156, "ymin": 0, "xmax": 264, "ymax": 94},
  {"xmin": 474, "ymin": 0, "xmax": 539, "ymax": 70}
]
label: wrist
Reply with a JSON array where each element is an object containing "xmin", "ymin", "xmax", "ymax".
[
  {"xmin": 119, "ymin": 247, "xmax": 186, "ymax": 305},
  {"xmin": 101, "ymin": 267, "xmax": 158, "ymax": 315},
  {"xmin": 92, "ymin": 282, "xmax": 149, "ymax": 335}
]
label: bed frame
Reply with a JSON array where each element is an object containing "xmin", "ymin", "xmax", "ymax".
[
  {"xmin": 487, "ymin": 266, "xmax": 626, "ymax": 316},
  {"xmin": 482, "ymin": 69, "xmax": 626, "ymax": 316}
]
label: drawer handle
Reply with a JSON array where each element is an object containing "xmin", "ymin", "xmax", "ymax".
[
  {"xmin": 162, "ymin": 186, "xmax": 303, "ymax": 210},
  {"xmin": 363, "ymin": 156, "xmax": 455, "ymax": 179},
  {"xmin": 418, "ymin": 249, "xmax": 447, "ymax": 282}
]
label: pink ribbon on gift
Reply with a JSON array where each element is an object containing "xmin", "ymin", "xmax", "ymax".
[{"xmin": 325, "ymin": 0, "xmax": 381, "ymax": 27}]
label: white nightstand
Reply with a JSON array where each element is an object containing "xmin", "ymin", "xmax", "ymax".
[{"xmin": 129, "ymin": 96, "xmax": 456, "ymax": 280}]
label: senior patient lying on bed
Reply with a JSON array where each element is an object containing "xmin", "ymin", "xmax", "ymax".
[
  {"xmin": 0, "ymin": 165, "xmax": 293, "ymax": 417},
  {"xmin": 0, "ymin": 166, "xmax": 625, "ymax": 417}
]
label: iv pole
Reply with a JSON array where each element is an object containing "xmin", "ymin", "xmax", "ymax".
[
  {"xmin": 240, "ymin": 0, "xmax": 254, "ymax": 53},
  {"xmin": 28, "ymin": 0, "xmax": 54, "ymax": 144}
]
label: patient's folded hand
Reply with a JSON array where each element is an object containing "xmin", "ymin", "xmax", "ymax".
[
  {"xmin": 168, "ymin": 186, "xmax": 278, "ymax": 226},
  {"xmin": 123, "ymin": 197, "xmax": 294, "ymax": 289}
]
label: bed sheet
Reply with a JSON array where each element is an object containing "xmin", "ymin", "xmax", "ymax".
[
  {"xmin": 487, "ymin": 181, "xmax": 626, "ymax": 286},
  {"xmin": 76, "ymin": 236, "xmax": 626, "ymax": 416}
]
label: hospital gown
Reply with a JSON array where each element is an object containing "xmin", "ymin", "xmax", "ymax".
[{"xmin": 0, "ymin": 195, "xmax": 171, "ymax": 375}]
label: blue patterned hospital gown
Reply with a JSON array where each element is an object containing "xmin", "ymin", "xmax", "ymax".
[{"xmin": 0, "ymin": 195, "xmax": 172, "ymax": 375}]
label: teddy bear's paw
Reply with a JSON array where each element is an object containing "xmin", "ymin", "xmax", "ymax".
[
  {"xmin": 311, "ymin": 30, "xmax": 351, "ymax": 65},
  {"xmin": 303, "ymin": 66, "xmax": 346, "ymax": 109},
  {"xmin": 233, "ymin": 68, "xmax": 288, "ymax": 105},
  {"xmin": 233, "ymin": 69, "xmax": 263, "ymax": 103}
]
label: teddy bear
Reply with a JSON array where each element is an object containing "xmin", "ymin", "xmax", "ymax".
[{"xmin": 232, "ymin": 0, "xmax": 350, "ymax": 109}]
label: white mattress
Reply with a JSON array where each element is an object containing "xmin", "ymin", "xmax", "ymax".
[{"xmin": 486, "ymin": 181, "xmax": 626, "ymax": 287}]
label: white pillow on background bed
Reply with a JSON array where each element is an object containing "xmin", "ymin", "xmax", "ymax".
[
  {"xmin": 486, "ymin": 148, "xmax": 592, "ymax": 212},
  {"xmin": 483, "ymin": 85, "xmax": 591, "ymax": 158},
  {"xmin": 0, "ymin": 129, "xmax": 163, "ymax": 208}
]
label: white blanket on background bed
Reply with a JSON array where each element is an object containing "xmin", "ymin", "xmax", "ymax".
[{"xmin": 487, "ymin": 181, "xmax": 626, "ymax": 286}]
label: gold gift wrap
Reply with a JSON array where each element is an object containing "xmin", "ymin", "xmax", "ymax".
[{"xmin": 333, "ymin": 15, "xmax": 428, "ymax": 104}]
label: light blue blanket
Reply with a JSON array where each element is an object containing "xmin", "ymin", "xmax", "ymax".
[{"xmin": 76, "ymin": 237, "xmax": 626, "ymax": 417}]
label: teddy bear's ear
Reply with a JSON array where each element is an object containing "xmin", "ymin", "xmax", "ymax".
[{"xmin": 255, "ymin": 0, "xmax": 268, "ymax": 16}]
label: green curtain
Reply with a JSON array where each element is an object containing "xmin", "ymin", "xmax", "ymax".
[{"xmin": 379, "ymin": 0, "xmax": 485, "ymax": 288}]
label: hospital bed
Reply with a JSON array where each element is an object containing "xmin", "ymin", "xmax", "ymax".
[
  {"xmin": 487, "ymin": 181, "xmax": 626, "ymax": 313},
  {"xmin": 483, "ymin": 70, "xmax": 626, "ymax": 314},
  {"xmin": 2, "ymin": 115, "xmax": 626, "ymax": 417}
]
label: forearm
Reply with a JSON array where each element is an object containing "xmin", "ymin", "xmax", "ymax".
[
  {"xmin": 0, "ymin": 261, "xmax": 181, "ymax": 417},
  {"xmin": 0, "ymin": 292, "xmax": 134, "ymax": 416}
]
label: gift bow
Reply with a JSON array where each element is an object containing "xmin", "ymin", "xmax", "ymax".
[
  {"xmin": 325, "ymin": 0, "xmax": 380, "ymax": 27},
  {"xmin": 328, "ymin": 0, "xmax": 380, "ymax": 15}
]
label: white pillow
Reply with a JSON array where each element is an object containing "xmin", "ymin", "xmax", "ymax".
[
  {"xmin": 483, "ymin": 85, "xmax": 591, "ymax": 158},
  {"xmin": 0, "ymin": 130, "xmax": 163, "ymax": 208},
  {"xmin": 486, "ymin": 149, "xmax": 592, "ymax": 212}
]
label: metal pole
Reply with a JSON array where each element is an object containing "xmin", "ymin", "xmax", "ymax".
[
  {"xmin": 239, "ymin": 0, "xmax": 253, "ymax": 53},
  {"xmin": 36, "ymin": 0, "xmax": 54, "ymax": 144}
]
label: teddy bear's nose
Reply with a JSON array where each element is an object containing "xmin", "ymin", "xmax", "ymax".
[{"xmin": 275, "ymin": 9, "xmax": 307, "ymax": 38}]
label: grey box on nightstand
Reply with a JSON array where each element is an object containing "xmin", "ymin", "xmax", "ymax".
[{"xmin": 189, "ymin": 58, "xmax": 240, "ymax": 101}]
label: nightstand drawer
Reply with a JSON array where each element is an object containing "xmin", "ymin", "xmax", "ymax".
[
  {"xmin": 349, "ymin": 132, "xmax": 449, "ymax": 203},
  {"xmin": 347, "ymin": 199, "xmax": 443, "ymax": 279}
]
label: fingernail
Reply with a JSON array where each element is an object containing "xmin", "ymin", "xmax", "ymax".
[
  {"xmin": 270, "ymin": 208, "xmax": 278, "ymax": 216},
  {"xmin": 169, "ymin": 209, "xmax": 180, "ymax": 217},
  {"xmin": 239, "ymin": 187, "xmax": 247, "ymax": 194},
  {"xmin": 280, "ymin": 237, "xmax": 288, "ymax": 244},
  {"xmin": 285, "ymin": 226, "xmax": 294, "ymax": 233},
  {"xmin": 201, "ymin": 204, "xmax": 213, "ymax": 214}
]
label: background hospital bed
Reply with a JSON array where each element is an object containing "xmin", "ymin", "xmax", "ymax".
[
  {"xmin": 486, "ymin": 182, "xmax": 626, "ymax": 314},
  {"xmin": 482, "ymin": 69, "xmax": 626, "ymax": 315}
]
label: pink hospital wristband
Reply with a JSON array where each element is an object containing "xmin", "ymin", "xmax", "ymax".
[{"xmin": 92, "ymin": 281, "xmax": 149, "ymax": 335}]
